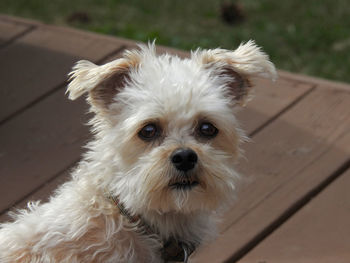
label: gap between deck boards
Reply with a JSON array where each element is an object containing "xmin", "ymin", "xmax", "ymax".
[
  {"xmin": 228, "ymin": 159, "xmax": 350, "ymax": 262},
  {"xmin": 0, "ymin": 25, "xmax": 36, "ymax": 49},
  {"xmin": 0, "ymin": 46, "xmax": 127, "ymax": 127},
  {"xmin": 0, "ymin": 47, "xmax": 128, "ymax": 218}
]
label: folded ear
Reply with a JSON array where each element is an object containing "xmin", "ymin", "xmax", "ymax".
[
  {"xmin": 66, "ymin": 49, "xmax": 143, "ymax": 111},
  {"xmin": 192, "ymin": 40, "xmax": 277, "ymax": 105}
]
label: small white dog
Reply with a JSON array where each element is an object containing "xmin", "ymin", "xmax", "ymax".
[{"xmin": 0, "ymin": 41, "xmax": 276, "ymax": 262}]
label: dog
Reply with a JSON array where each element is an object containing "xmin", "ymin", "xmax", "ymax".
[{"xmin": 0, "ymin": 41, "xmax": 276, "ymax": 262}]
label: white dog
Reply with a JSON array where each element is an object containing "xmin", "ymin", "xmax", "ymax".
[{"xmin": 0, "ymin": 41, "xmax": 276, "ymax": 263}]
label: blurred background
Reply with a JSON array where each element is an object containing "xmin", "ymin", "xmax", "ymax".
[{"xmin": 0, "ymin": 0, "xmax": 349, "ymax": 82}]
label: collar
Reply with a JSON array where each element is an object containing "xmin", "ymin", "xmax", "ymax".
[{"xmin": 105, "ymin": 191, "xmax": 196, "ymax": 263}]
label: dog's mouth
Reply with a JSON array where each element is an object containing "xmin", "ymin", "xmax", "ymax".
[{"xmin": 169, "ymin": 177, "xmax": 199, "ymax": 190}]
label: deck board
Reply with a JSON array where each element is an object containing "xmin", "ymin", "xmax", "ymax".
[
  {"xmin": 0, "ymin": 19, "xmax": 33, "ymax": 46},
  {"xmin": 0, "ymin": 42, "xmax": 129, "ymax": 213},
  {"xmin": 0, "ymin": 170, "xmax": 71, "ymax": 223},
  {"xmin": 239, "ymin": 168, "xmax": 350, "ymax": 263},
  {"xmin": 236, "ymin": 81, "xmax": 313, "ymax": 134},
  {"xmin": 0, "ymin": 89, "xmax": 90, "ymax": 212},
  {"xmin": 0, "ymin": 24, "xmax": 127, "ymax": 123}
]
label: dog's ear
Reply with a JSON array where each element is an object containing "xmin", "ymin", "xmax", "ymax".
[
  {"xmin": 66, "ymin": 49, "xmax": 142, "ymax": 111},
  {"xmin": 192, "ymin": 40, "xmax": 277, "ymax": 105}
]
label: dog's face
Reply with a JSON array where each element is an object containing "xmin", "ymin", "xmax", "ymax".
[{"xmin": 67, "ymin": 42, "xmax": 276, "ymax": 215}]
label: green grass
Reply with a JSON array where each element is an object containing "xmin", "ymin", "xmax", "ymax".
[{"xmin": 1, "ymin": 0, "xmax": 349, "ymax": 82}]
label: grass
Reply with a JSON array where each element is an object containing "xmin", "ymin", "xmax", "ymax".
[{"xmin": 1, "ymin": 0, "xmax": 349, "ymax": 82}]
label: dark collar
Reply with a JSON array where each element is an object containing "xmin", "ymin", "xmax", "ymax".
[{"xmin": 105, "ymin": 191, "xmax": 196, "ymax": 263}]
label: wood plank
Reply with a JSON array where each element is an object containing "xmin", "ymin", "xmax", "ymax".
[
  {"xmin": 239, "ymin": 168, "xmax": 350, "ymax": 263},
  {"xmin": 236, "ymin": 80, "xmax": 312, "ymax": 134},
  {"xmin": 0, "ymin": 89, "xmax": 90, "ymax": 213},
  {"xmin": 0, "ymin": 24, "xmax": 127, "ymax": 123},
  {"xmin": 279, "ymin": 69, "xmax": 350, "ymax": 92},
  {"xmin": 192, "ymin": 87, "xmax": 350, "ymax": 262},
  {"xmin": 0, "ymin": 170, "xmax": 71, "ymax": 223},
  {"xmin": 0, "ymin": 14, "xmax": 42, "ymax": 27},
  {"xmin": 0, "ymin": 45, "xmax": 130, "ymax": 216},
  {"xmin": 0, "ymin": 19, "xmax": 32, "ymax": 47}
]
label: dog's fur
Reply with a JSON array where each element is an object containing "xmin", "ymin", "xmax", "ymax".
[{"xmin": 0, "ymin": 41, "xmax": 276, "ymax": 263}]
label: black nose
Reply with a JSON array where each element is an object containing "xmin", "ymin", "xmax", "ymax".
[{"xmin": 171, "ymin": 148, "xmax": 198, "ymax": 172}]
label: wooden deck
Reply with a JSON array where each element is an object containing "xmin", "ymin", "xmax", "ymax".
[{"xmin": 1, "ymin": 14, "xmax": 350, "ymax": 262}]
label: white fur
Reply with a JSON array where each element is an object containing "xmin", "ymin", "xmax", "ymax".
[{"xmin": 0, "ymin": 41, "xmax": 276, "ymax": 262}]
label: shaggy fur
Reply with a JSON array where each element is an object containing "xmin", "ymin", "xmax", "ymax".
[{"xmin": 0, "ymin": 41, "xmax": 276, "ymax": 263}]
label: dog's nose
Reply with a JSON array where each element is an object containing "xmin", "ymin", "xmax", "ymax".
[{"xmin": 171, "ymin": 148, "xmax": 198, "ymax": 172}]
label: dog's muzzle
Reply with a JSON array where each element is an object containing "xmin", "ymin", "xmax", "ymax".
[{"xmin": 170, "ymin": 148, "xmax": 198, "ymax": 172}]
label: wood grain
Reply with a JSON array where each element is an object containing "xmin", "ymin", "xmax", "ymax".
[
  {"xmin": 0, "ymin": 19, "xmax": 32, "ymax": 47},
  {"xmin": 0, "ymin": 170, "xmax": 71, "ymax": 223},
  {"xmin": 0, "ymin": 24, "xmax": 125, "ymax": 122},
  {"xmin": 0, "ymin": 46, "xmax": 129, "ymax": 216},
  {"xmin": 239, "ymin": 168, "xmax": 350, "ymax": 263},
  {"xmin": 0, "ymin": 89, "xmax": 89, "ymax": 212}
]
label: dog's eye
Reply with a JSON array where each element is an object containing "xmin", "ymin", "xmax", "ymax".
[
  {"xmin": 198, "ymin": 122, "xmax": 218, "ymax": 138},
  {"xmin": 138, "ymin": 123, "xmax": 158, "ymax": 141}
]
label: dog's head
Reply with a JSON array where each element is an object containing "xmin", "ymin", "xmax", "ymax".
[{"xmin": 67, "ymin": 41, "xmax": 276, "ymax": 215}]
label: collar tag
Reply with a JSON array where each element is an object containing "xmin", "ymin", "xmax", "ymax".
[
  {"xmin": 162, "ymin": 239, "xmax": 195, "ymax": 262},
  {"xmin": 181, "ymin": 242, "xmax": 190, "ymax": 263}
]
